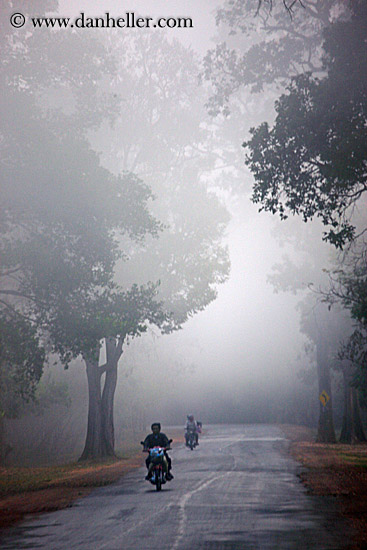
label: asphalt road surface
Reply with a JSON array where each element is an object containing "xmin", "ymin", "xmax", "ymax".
[{"xmin": 0, "ymin": 425, "xmax": 351, "ymax": 549}]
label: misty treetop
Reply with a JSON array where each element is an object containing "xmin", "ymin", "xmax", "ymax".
[
  {"xmin": 244, "ymin": 1, "xmax": 367, "ymax": 248},
  {"xmin": 203, "ymin": 0, "xmax": 346, "ymax": 116},
  {"xmin": 90, "ymin": 30, "xmax": 231, "ymax": 329},
  {"xmin": 0, "ymin": 9, "xmax": 165, "ymax": 418}
]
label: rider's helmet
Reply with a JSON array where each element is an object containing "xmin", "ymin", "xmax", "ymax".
[
  {"xmin": 187, "ymin": 414, "xmax": 194, "ymax": 422},
  {"xmin": 151, "ymin": 422, "xmax": 161, "ymax": 432}
]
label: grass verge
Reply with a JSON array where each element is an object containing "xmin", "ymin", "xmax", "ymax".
[
  {"xmin": 0, "ymin": 430, "xmax": 184, "ymax": 530},
  {"xmin": 0, "ymin": 450, "xmax": 144, "ymax": 529}
]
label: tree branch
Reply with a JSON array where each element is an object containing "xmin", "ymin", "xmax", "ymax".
[
  {"xmin": 0, "ymin": 266, "xmax": 22, "ymax": 277},
  {"xmin": 0, "ymin": 298, "xmax": 36, "ymax": 323},
  {"xmin": 98, "ymin": 362, "xmax": 109, "ymax": 374}
]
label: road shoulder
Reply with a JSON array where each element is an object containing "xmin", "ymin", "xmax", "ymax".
[
  {"xmin": 0, "ymin": 430, "xmax": 184, "ymax": 530},
  {"xmin": 0, "ymin": 454, "xmax": 144, "ymax": 529},
  {"xmin": 280, "ymin": 424, "xmax": 367, "ymax": 550}
]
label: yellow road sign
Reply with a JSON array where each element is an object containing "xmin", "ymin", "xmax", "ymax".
[{"xmin": 319, "ymin": 390, "xmax": 330, "ymax": 407}]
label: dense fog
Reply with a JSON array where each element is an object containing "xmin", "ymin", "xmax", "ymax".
[{"xmin": 1, "ymin": 0, "xmax": 366, "ymax": 464}]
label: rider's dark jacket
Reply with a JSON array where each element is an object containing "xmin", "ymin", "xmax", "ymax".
[{"xmin": 143, "ymin": 432, "xmax": 170, "ymax": 449}]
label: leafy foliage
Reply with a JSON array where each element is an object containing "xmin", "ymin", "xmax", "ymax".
[
  {"xmin": 93, "ymin": 32, "xmax": 231, "ymax": 328},
  {"xmin": 41, "ymin": 282, "xmax": 169, "ymax": 366},
  {"xmin": 0, "ymin": 88, "xmax": 162, "ymax": 365},
  {"xmin": 0, "ymin": 4, "xmax": 163, "ymax": 412},
  {"xmin": 203, "ymin": 0, "xmax": 343, "ymax": 115},
  {"xmin": 0, "ymin": 313, "xmax": 45, "ymax": 417},
  {"xmin": 244, "ymin": 2, "xmax": 367, "ymax": 247}
]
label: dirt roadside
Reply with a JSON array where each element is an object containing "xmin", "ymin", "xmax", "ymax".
[
  {"xmin": 280, "ymin": 424, "xmax": 367, "ymax": 550},
  {"xmin": 0, "ymin": 431, "xmax": 184, "ymax": 530},
  {"xmin": 0, "ymin": 453, "xmax": 145, "ymax": 529}
]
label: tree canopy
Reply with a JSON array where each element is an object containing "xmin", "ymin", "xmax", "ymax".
[
  {"xmin": 0, "ymin": 9, "xmax": 162, "ymax": 413},
  {"xmin": 244, "ymin": 1, "xmax": 367, "ymax": 247},
  {"xmin": 202, "ymin": 0, "xmax": 345, "ymax": 115},
  {"xmin": 90, "ymin": 31, "xmax": 231, "ymax": 328}
]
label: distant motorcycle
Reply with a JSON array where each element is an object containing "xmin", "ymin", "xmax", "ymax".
[
  {"xmin": 141, "ymin": 440, "xmax": 172, "ymax": 491},
  {"xmin": 186, "ymin": 429, "xmax": 197, "ymax": 450}
]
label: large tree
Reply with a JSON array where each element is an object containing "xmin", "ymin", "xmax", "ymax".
[
  {"xmin": 0, "ymin": 105, "xmax": 163, "ymax": 461},
  {"xmin": 2, "ymin": 6, "xmax": 231, "ymax": 461},
  {"xmin": 1, "ymin": 2, "xmax": 165, "ymax": 461},
  {"xmin": 45, "ymin": 282, "xmax": 169, "ymax": 461},
  {"xmin": 81, "ymin": 32, "xmax": 232, "ymax": 458},
  {"xmin": 244, "ymin": 1, "xmax": 367, "ymax": 247},
  {"xmin": 243, "ymin": 2, "xmax": 367, "ymax": 438}
]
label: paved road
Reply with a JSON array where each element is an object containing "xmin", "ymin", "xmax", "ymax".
[{"xmin": 0, "ymin": 425, "xmax": 351, "ymax": 549}]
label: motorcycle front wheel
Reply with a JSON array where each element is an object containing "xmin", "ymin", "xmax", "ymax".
[{"xmin": 154, "ymin": 469, "xmax": 161, "ymax": 491}]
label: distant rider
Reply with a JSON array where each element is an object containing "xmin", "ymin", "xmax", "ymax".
[
  {"xmin": 185, "ymin": 414, "xmax": 199, "ymax": 446},
  {"xmin": 142, "ymin": 423, "xmax": 173, "ymax": 480}
]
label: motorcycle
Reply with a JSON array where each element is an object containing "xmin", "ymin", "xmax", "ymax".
[
  {"xmin": 141, "ymin": 440, "xmax": 172, "ymax": 491},
  {"xmin": 186, "ymin": 429, "xmax": 197, "ymax": 450}
]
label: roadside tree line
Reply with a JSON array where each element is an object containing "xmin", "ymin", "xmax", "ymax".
[
  {"xmin": 0, "ymin": 1, "xmax": 231, "ymax": 462},
  {"xmin": 204, "ymin": 0, "xmax": 367, "ymax": 443}
]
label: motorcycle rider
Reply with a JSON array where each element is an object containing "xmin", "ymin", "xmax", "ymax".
[
  {"xmin": 185, "ymin": 414, "xmax": 199, "ymax": 447},
  {"xmin": 142, "ymin": 423, "xmax": 173, "ymax": 481}
]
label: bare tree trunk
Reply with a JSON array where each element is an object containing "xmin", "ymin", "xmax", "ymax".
[
  {"xmin": 80, "ymin": 336, "xmax": 125, "ymax": 461},
  {"xmin": 101, "ymin": 366, "xmax": 117, "ymax": 456},
  {"xmin": 79, "ymin": 357, "xmax": 107, "ymax": 461},
  {"xmin": 316, "ymin": 339, "xmax": 336, "ymax": 443},
  {"xmin": 101, "ymin": 337, "xmax": 124, "ymax": 456},
  {"xmin": 340, "ymin": 364, "xmax": 366, "ymax": 444}
]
